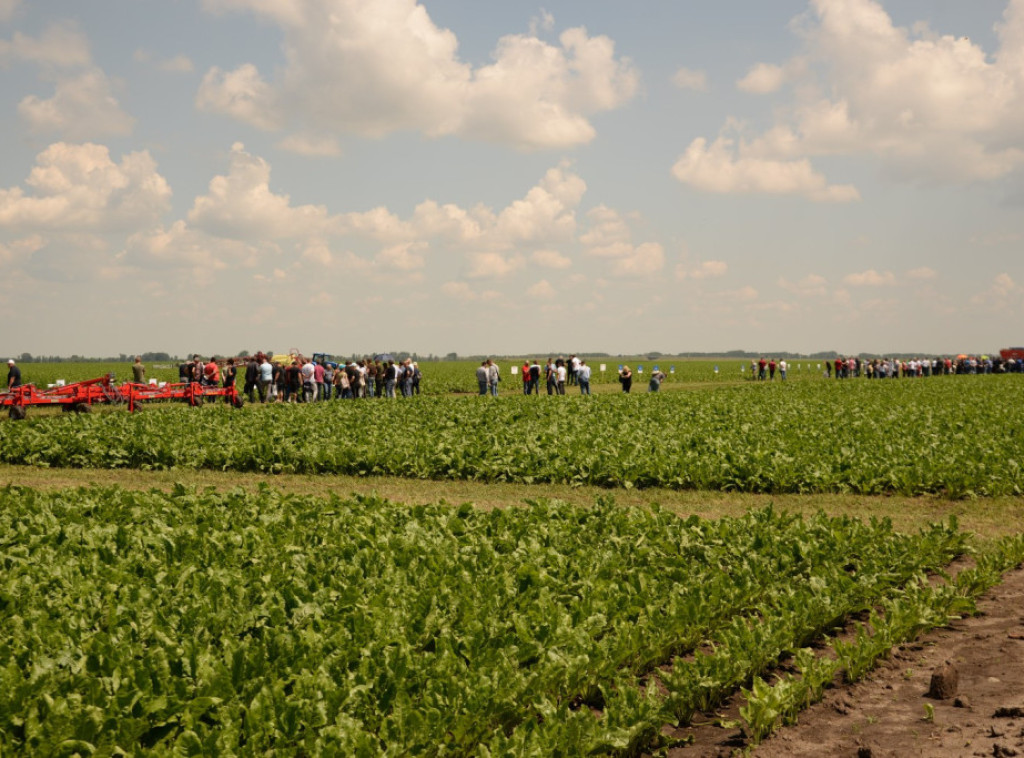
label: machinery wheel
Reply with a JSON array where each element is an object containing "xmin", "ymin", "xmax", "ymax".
[
  {"xmin": 61, "ymin": 404, "xmax": 75, "ymax": 413},
  {"xmin": 74, "ymin": 403, "xmax": 92, "ymax": 414},
  {"xmin": 9, "ymin": 406, "xmax": 26, "ymax": 420},
  {"xmin": 231, "ymin": 395, "xmax": 245, "ymax": 409}
]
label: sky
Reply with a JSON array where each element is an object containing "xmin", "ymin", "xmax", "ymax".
[{"xmin": 1, "ymin": 0, "xmax": 1023, "ymax": 358}]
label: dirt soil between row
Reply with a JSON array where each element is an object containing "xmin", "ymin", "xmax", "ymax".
[{"xmin": 666, "ymin": 565, "xmax": 1024, "ymax": 757}]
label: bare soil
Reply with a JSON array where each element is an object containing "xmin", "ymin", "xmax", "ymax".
[{"xmin": 665, "ymin": 566, "xmax": 1024, "ymax": 757}]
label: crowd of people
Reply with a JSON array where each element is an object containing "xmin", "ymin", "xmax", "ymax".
[
  {"xmin": 473, "ymin": 355, "xmax": 668, "ymax": 396},
  {"xmin": 743, "ymin": 355, "xmax": 1024, "ymax": 380},
  {"xmin": 175, "ymin": 353, "xmax": 423, "ymax": 402}
]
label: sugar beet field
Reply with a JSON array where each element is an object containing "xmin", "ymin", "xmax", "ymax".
[{"xmin": 2, "ymin": 368, "xmax": 1024, "ymax": 755}]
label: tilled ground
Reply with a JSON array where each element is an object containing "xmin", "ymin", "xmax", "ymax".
[{"xmin": 663, "ymin": 566, "xmax": 1024, "ymax": 757}]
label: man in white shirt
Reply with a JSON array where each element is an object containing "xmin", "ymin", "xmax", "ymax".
[
  {"xmin": 258, "ymin": 356, "xmax": 273, "ymax": 402},
  {"xmin": 487, "ymin": 359, "xmax": 500, "ymax": 397},
  {"xmin": 577, "ymin": 360, "xmax": 592, "ymax": 395},
  {"xmin": 555, "ymin": 362, "xmax": 567, "ymax": 395}
]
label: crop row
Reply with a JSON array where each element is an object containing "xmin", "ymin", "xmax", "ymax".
[
  {"xmin": 0, "ymin": 485, "xmax": 989, "ymax": 755},
  {"xmin": 2, "ymin": 376, "xmax": 1023, "ymax": 496}
]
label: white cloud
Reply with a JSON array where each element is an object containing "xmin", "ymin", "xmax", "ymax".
[
  {"xmin": 579, "ymin": 204, "xmax": 631, "ymax": 255},
  {"xmin": 466, "ymin": 251, "xmax": 523, "ymax": 279},
  {"xmin": 971, "ymin": 272, "xmax": 1023, "ymax": 308},
  {"xmin": 843, "ymin": 269, "xmax": 896, "ymax": 286},
  {"xmin": 122, "ymin": 220, "xmax": 260, "ymax": 285},
  {"xmin": 527, "ymin": 279, "xmax": 556, "ymax": 298},
  {"xmin": 187, "ymin": 142, "xmax": 331, "ymax": 239},
  {"xmin": 440, "ymin": 280, "xmax": 500, "ymax": 301},
  {"xmin": 677, "ymin": 259, "xmax": 728, "ymax": 280},
  {"xmin": 778, "ymin": 273, "xmax": 828, "ymax": 297},
  {"xmin": 672, "ymin": 67, "xmax": 707, "ymax": 91},
  {"xmin": 0, "ymin": 142, "xmax": 171, "ymax": 232},
  {"xmin": 736, "ymin": 63, "xmax": 786, "ymax": 94},
  {"xmin": 19, "ymin": 69, "xmax": 135, "ymax": 139},
  {"xmin": 531, "ymin": 248, "xmax": 572, "ymax": 269},
  {"xmin": 672, "ymin": 136, "xmax": 860, "ymax": 202},
  {"xmin": 529, "ymin": 10, "xmax": 555, "ymax": 37},
  {"xmin": 609, "ymin": 242, "xmax": 664, "ymax": 277},
  {"xmin": 276, "ymin": 133, "xmax": 341, "ymax": 157},
  {"xmin": 905, "ymin": 266, "xmax": 937, "ymax": 280},
  {"xmin": 722, "ymin": 285, "xmax": 759, "ymax": 303},
  {"xmin": 701, "ymin": 0, "xmax": 1024, "ymax": 188},
  {"xmin": 196, "ymin": 0, "xmax": 637, "ymax": 149},
  {"xmin": 377, "ymin": 241, "xmax": 426, "ymax": 271},
  {"xmin": 196, "ymin": 64, "xmax": 281, "ymax": 131},
  {"xmin": 0, "ymin": 235, "xmax": 42, "ymax": 267},
  {"xmin": 493, "ymin": 164, "xmax": 584, "ymax": 244},
  {"xmin": 0, "ymin": 22, "xmax": 91, "ymax": 68}
]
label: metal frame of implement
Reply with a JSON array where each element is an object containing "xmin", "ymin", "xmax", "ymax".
[{"xmin": 0, "ymin": 374, "xmax": 243, "ymax": 419}]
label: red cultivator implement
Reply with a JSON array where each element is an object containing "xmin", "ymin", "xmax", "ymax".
[{"xmin": 2, "ymin": 374, "xmax": 243, "ymax": 419}]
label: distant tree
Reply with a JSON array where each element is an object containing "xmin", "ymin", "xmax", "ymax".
[
  {"xmin": 238, "ymin": 350, "xmax": 250, "ymax": 358},
  {"xmin": 445, "ymin": 352, "xmax": 459, "ymax": 361},
  {"xmin": 18, "ymin": 352, "xmax": 33, "ymax": 363}
]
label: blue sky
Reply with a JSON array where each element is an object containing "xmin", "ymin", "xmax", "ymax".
[{"xmin": 1, "ymin": 0, "xmax": 1022, "ymax": 357}]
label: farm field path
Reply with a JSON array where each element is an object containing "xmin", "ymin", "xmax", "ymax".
[{"xmin": 741, "ymin": 565, "xmax": 1024, "ymax": 758}]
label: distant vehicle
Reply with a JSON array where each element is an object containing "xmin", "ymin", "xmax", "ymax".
[
  {"xmin": 312, "ymin": 353, "xmax": 339, "ymax": 368},
  {"xmin": 1000, "ymin": 348, "xmax": 1024, "ymax": 361}
]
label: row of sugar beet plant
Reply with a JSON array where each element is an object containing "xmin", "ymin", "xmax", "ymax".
[
  {"xmin": 3, "ymin": 377, "xmax": 1024, "ymax": 496},
  {"xmin": 3, "ymin": 485, "xmax": 1023, "ymax": 755}
]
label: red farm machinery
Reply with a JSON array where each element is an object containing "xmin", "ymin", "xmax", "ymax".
[{"xmin": 1, "ymin": 374, "xmax": 242, "ymax": 420}]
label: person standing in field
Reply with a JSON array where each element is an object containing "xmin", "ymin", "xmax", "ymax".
[
  {"xmin": 487, "ymin": 359, "xmax": 500, "ymax": 397},
  {"xmin": 314, "ymin": 360, "xmax": 326, "ymax": 401},
  {"xmin": 779, "ymin": 359, "xmax": 788, "ymax": 381},
  {"xmin": 545, "ymin": 358, "xmax": 557, "ymax": 395},
  {"xmin": 521, "ymin": 360, "xmax": 530, "ymax": 395},
  {"xmin": 476, "ymin": 361, "xmax": 489, "ymax": 395},
  {"xmin": 243, "ymin": 356, "xmax": 259, "ymax": 402},
  {"xmin": 7, "ymin": 359, "xmax": 21, "ymax": 389},
  {"xmin": 222, "ymin": 358, "xmax": 237, "ymax": 391},
  {"xmin": 619, "ymin": 365, "xmax": 633, "ymax": 393},
  {"xmin": 529, "ymin": 360, "xmax": 541, "ymax": 395},
  {"xmin": 259, "ymin": 355, "xmax": 273, "ymax": 402},
  {"xmin": 131, "ymin": 356, "xmax": 146, "ymax": 384},
  {"xmin": 577, "ymin": 360, "xmax": 592, "ymax": 395},
  {"xmin": 203, "ymin": 357, "xmax": 220, "ymax": 386},
  {"xmin": 555, "ymin": 361, "xmax": 567, "ymax": 395},
  {"xmin": 768, "ymin": 359, "xmax": 776, "ymax": 381},
  {"xmin": 648, "ymin": 368, "xmax": 666, "ymax": 392}
]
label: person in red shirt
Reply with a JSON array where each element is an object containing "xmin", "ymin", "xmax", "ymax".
[
  {"xmin": 203, "ymin": 358, "xmax": 220, "ymax": 386},
  {"xmin": 521, "ymin": 361, "xmax": 530, "ymax": 395}
]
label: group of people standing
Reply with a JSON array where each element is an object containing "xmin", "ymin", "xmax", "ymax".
[
  {"xmin": 516, "ymin": 356, "xmax": 593, "ymax": 396},
  {"xmin": 175, "ymin": 353, "xmax": 422, "ymax": 403},
  {"xmin": 749, "ymin": 357, "xmax": 789, "ymax": 381}
]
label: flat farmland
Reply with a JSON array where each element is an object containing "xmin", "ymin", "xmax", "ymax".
[
  {"xmin": 1, "ymin": 369, "xmax": 1023, "ymax": 756},
  {"xmin": 2, "ymin": 375, "xmax": 1022, "ymax": 497}
]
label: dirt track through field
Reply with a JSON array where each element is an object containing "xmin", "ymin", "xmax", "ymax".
[{"xmin": 665, "ymin": 566, "xmax": 1024, "ymax": 757}]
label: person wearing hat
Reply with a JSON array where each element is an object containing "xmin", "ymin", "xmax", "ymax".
[{"xmin": 7, "ymin": 359, "xmax": 22, "ymax": 389}]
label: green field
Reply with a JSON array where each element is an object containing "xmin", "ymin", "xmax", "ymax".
[
  {"xmin": 3, "ymin": 485, "xmax": 1022, "ymax": 755},
  {"xmin": 2, "ymin": 375, "xmax": 1022, "ymax": 497},
  {"xmin": 2, "ymin": 362, "xmax": 1023, "ymax": 755}
]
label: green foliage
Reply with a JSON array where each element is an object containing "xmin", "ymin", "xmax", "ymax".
[
  {"xmin": 3, "ymin": 376, "xmax": 1024, "ymax": 497},
  {"xmin": 0, "ymin": 488, "xmax": 977, "ymax": 754}
]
